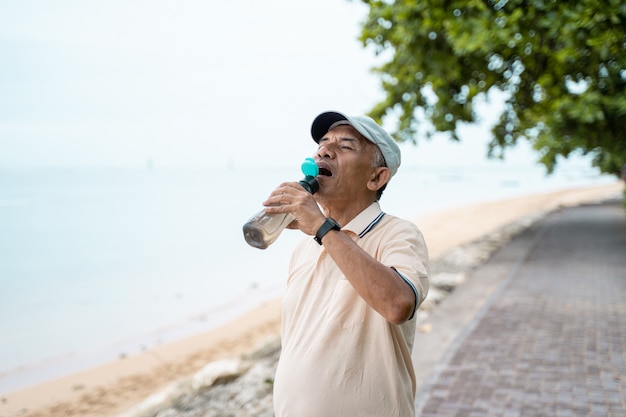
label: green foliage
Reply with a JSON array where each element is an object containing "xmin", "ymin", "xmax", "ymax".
[{"xmin": 358, "ymin": 0, "xmax": 626, "ymax": 176}]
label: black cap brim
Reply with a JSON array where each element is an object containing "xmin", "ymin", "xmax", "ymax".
[{"xmin": 310, "ymin": 111, "xmax": 349, "ymax": 143}]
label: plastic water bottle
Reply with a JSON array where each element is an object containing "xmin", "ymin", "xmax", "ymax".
[{"xmin": 243, "ymin": 158, "xmax": 319, "ymax": 249}]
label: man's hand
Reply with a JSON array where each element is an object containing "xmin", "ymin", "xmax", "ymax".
[{"xmin": 263, "ymin": 182, "xmax": 326, "ymax": 235}]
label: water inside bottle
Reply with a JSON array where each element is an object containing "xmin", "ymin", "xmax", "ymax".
[{"xmin": 243, "ymin": 211, "xmax": 295, "ymax": 249}]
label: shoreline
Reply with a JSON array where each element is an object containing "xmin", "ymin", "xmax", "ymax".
[
  {"xmin": 0, "ymin": 283, "xmax": 286, "ymax": 395},
  {"xmin": 1, "ymin": 181, "xmax": 622, "ymax": 417}
]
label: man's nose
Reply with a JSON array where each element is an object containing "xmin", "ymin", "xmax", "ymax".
[
  {"xmin": 317, "ymin": 143, "xmax": 335, "ymax": 159},
  {"xmin": 317, "ymin": 139, "xmax": 337, "ymax": 158}
]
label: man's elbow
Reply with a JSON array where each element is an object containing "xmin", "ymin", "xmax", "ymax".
[{"xmin": 386, "ymin": 297, "xmax": 415, "ymax": 325}]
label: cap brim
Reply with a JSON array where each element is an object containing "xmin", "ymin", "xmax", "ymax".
[{"xmin": 311, "ymin": 111, "xmax": 349, "ymax": 143}]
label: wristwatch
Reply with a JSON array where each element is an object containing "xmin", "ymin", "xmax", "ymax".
[{"xmin": 314, "ymin": 217, "xmax": 341, "ymax": 245}]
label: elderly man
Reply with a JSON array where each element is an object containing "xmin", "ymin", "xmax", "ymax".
[{"xmin": 265, "ymin": 111, "xmax": 430, "ymax": 417}]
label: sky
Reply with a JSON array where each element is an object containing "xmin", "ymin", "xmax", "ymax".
[{"xmin": 0, "ymin": 0, "xmax": 600, "ymax": 172}]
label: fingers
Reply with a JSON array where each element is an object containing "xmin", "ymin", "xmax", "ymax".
[
  {"xmin": 264, "ymin": 190, "xmax": 289, "ymax": 207},
  {"xmin": 264, "ymin": 182, "xmax": 303, "ymax": 206}
]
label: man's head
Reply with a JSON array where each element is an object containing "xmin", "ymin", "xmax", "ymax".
[
  {"xmin": 311, "ymin": 111, "xmax": 401, "ymax": 201},
  {"xmin": 311, "ymin": 111, "xmax": 401, "ymax": 177},
  {"xmin": 310, "ymin": 111, "xmax": 401, "ymax": 203}
]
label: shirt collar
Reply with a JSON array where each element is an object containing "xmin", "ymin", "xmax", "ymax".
[{"xmin": 342, "ymin": 202, "xmax": 386, "ymax": 239}]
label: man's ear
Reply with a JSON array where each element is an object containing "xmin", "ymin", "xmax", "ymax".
[{"xmin": 367, "ymin": 167, "xmax": 391, "ymax": 192}]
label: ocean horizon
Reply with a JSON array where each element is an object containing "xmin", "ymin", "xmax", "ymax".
[{"xmin": 0, "ymin": 162, "xmax": 617, "ymax": 393}]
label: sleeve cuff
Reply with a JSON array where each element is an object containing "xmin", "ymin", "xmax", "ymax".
[{"xmin": 391, "ymin": 267, "xmax": 418, "ymax": 321}]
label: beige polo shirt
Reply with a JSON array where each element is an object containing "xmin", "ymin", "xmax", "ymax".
[{"xmin": 273, "ymin": 202, "xmax": 430, "ymax": 417}]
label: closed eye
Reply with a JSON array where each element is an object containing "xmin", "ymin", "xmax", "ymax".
[{"xmin": 318, "ymin": 136, "xmax": 359, "ymax": 151}]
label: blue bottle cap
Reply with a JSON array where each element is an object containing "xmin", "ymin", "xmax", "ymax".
[{"xmin": 301, "ymin": 157, "xmax": 319, "ymax": 177}]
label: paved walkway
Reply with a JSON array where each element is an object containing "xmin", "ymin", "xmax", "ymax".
[{"xmin": 413, "ymin": 199, "xmax": 626, "ymax": 417}]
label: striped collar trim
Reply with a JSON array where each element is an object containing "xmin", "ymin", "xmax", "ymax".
[
  {"xmin": 341, "ymin": 202, "xmax": 386, "ymax": 239},
  {"xmin": 358, "ymin": 211, "xmax": 385, "ymax": 238}
]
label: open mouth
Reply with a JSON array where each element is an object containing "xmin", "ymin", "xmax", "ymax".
[{"xmin": 318, "ymin": 167, "xmax": 333, "ymax": 177}]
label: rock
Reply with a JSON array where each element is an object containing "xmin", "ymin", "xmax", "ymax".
[
  {"xmin": 417, "ymin": 323, "xmax": 433, "ymax": 334},
  {"xmin": 430, "ymin": 272, "xmax": 465, "ymax": 292},
  {"xmin": 191, "ymin": 359, "xmax": 249, "ymax": 391},
  {"xmin": 421, "ymin": 287, "xmax": 446, "ymax": 310},
  {"xmin": 124, "ymin": 337, "xmax": 281, "ymax": 417}
]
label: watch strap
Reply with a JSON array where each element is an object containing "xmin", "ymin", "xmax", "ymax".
[{"xmin": 314, "ymin": 218, "xmax": 341, "ymax": 245}]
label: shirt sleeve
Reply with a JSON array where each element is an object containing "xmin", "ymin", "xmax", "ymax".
[
  {"xmin": 379, "ymin": 217, "xmax": 430, "ymax": 311},
  {"xmin": 391, "ymin": 266, "xmax": 419, "ymax": 320}
]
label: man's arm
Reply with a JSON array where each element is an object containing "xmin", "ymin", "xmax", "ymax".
[
  {"xmin": 262, "ymin": 181, "xmax": 419, "ymax": 324},
  {"xmin": 319, "ymin": 228, "xmax": 416, "ymax": 325}
]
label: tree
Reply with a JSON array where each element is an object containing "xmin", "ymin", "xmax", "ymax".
[{"xmin": 358, "ymin": 0, "xmax": 626, "ymax": 176}]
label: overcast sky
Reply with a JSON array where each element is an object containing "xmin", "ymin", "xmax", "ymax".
[{"xmin": 0, "ymin": 0, "xmax": 596, "ymax": 172}]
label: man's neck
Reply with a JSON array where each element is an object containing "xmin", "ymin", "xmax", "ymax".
[{"xmin": 321, "ymin": 198, "xmax": 377, "ymax": 227}]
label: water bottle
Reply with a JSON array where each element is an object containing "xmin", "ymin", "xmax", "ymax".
[{"xmin": 243, "ymin": 158, "xmax": 319, "ymax": 249}]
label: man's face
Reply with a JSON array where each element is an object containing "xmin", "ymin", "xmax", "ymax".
[{"xmin": 313, "ymin": 124, "xmax": 378, "ymax": 204}]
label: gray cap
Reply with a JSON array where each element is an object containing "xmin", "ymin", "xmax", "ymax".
[{"xmin": 311, "ymin": 111, "xmax": 401, "ymax": 177}]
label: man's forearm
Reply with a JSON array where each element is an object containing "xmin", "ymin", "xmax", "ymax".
[{"xmin": 320, "ymin": 229, "xmax": 416, "ymax": 324}]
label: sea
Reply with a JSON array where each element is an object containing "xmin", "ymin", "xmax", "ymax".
[{"xmin": 0, "ymin": 162, "xmax": 618, "ymax": 393}]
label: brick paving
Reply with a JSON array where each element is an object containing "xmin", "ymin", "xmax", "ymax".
[{"xmin": 417, "ymin": 200, "xmax": 626, "ymax": 417}]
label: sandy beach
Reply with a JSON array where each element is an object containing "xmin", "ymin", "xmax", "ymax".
[{"xmin": 1, "ymin": 181, "xmax": 623, "ymax": 417}]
